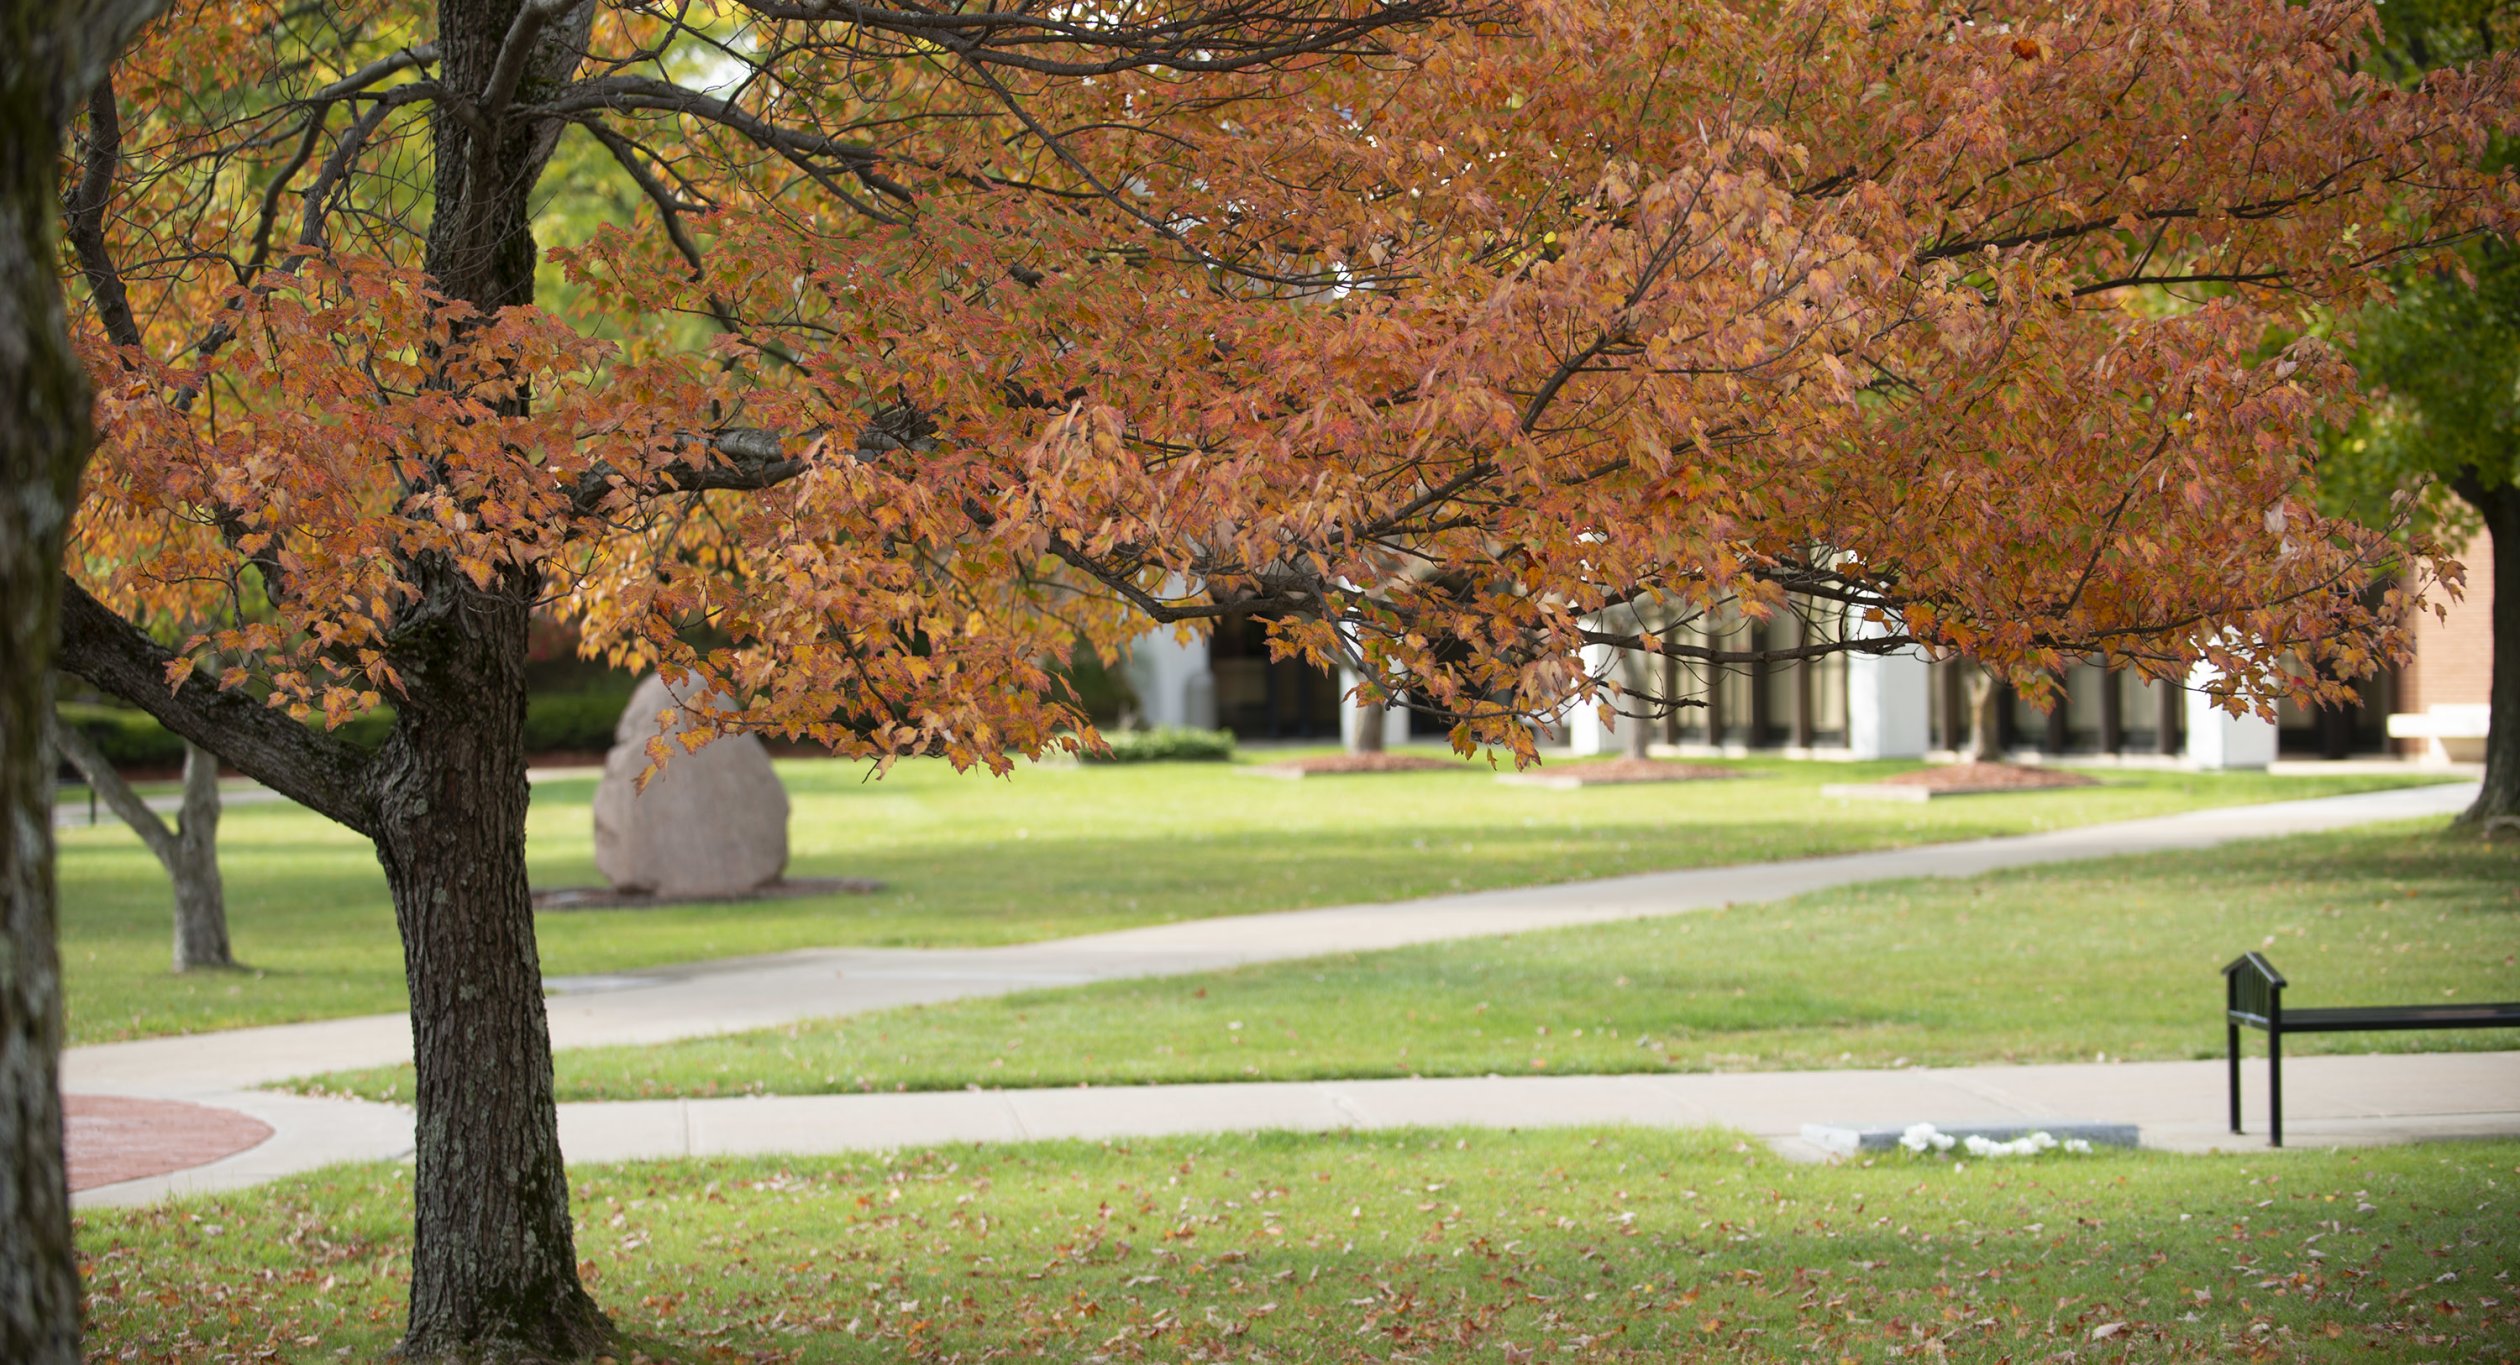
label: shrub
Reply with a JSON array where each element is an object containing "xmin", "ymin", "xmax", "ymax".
[
  {"xmin": 1080, "ymin": 726, "xmax": 1236, "ymax": 764},
  {"xmin": 524, "ymin": 686, "xmax": 635, "ymax": 753},
  {"xmin": 55, "ymin": 681, "xmax": 636, "ymax": 773},
  {"xmin": 55, "ymin": 701, "xmax": 188, "ymax": 769},
  {"xmin": 1053, "ymin": 642, "xmax": 1138, "ymax": 726}
]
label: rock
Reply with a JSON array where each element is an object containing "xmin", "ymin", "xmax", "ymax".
[{"xmin": 592, "ymin": 675, "xmax": 789, "ymax": 898}]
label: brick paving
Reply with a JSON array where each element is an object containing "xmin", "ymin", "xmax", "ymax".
[{"xmin": 65, "ymin": 1095, "xmax": 272, "ymax": 1192}]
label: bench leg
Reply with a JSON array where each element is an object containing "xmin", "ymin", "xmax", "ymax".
[
  {"xmin": 2268, "ymin": 1027, "xmax": 2283, "ymax": 1149},
  {"xmin": 2228, "ymin": 1022, "xmax": 2242, "ymax": 1133}
]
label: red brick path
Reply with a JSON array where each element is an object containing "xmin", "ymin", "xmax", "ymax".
[{"xmin": 64, "ymin": 1095, "xmax": 273, "ymax": 1192}]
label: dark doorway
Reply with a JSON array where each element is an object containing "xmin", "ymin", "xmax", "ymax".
[{"xmin": 1209, "ymin": 614, "xmax": 1342, "ymax": 740}]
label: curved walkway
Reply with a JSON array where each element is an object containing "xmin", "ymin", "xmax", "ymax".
[{"xmin": 67, "ymin": 780, "xmax": 2519, "ymax": 1207}]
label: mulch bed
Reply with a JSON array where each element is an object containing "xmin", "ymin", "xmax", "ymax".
[
  {"xmin": 1872, "ymin": 762, "xmax": 2099, "ymax": 792},
  {"xmin": 65, "ymin": 1095, "xmax": 273, "ymax": 1192},
  {"xmin": 1244, "ymin": 753, "xmax": 1466, "ymax": 778},
  {"xmin": 533, "ymin": 875, "xmax": 883, "ymax": 912},
  {"xmin": 1498, "ymin": 758, "xmax": 1743, "ymax": 788}
]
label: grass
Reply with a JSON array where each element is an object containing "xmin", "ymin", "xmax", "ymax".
[
  {"xmin": 295, "ymin": 820, "xmax": 2519, "ymax": 1104},
  {"xmin": 59, "ymin": 750, "xmax": 2437, "ymax": 1044},
  {"xmin": 77, "ymin": 1130, "xmax": 2520, "ymax": 1361}
]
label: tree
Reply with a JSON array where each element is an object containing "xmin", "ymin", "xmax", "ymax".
[
  {"xmin": 46, "ymin": 720, "xmax": 232, "ymax": 969},
  {"xmin": 2325, "ymin": 0, "xmax": 2520, "ymax": 825},
  {"xmin": 3, "ymin": 2, "xmax": 164, "ymax": 1359},
  {"xmin": 53, "ymin": 0, "xmax": 2519, "ymax": 1357},
  {"xmin": 2339, "ymin": 250, "xmax": 2520, "ymax": 822}
]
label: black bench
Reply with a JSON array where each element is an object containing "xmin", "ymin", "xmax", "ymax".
[{"xmin": 2223, "ymin": 952, "xmax": 2520, "ymax": 1147}]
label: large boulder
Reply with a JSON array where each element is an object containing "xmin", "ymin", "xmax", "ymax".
[{"xmin": 592, "ymin": 675, "xmax": 790, "ymax": 898}]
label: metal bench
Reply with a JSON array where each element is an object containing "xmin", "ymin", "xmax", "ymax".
[{"xmin": 2223, "ymin": 952, "xmax": 2520, "ymax": 1147}]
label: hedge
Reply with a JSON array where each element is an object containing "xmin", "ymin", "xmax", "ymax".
[
  {"xmin": 523, "ymin": 686, "xmax": 636, "ymax": 753},
  {"xmin": 55, "ymin": 683, "xmax": 638, "ymax": 772},
  {"xmin": 1078, "ymin": 726, "xmax": 1237, "ymax": 764},
  {"xmin": 55, "ymin": 702, "xmax": 191, "ymax": 770}
]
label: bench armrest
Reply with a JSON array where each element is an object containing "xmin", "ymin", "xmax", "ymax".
[{"xmin": 2223, "ymin": 952, "xmax": 2285, "ymax": 1026}]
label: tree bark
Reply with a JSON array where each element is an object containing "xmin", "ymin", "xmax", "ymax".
[
  {"xmin": 3, "ymin": 3, "xmax": 166, "ymax": 1353},
  {"xmin": 1966, "ymin": 665, "xmax": 2006, "ymax": 763},
  {"xmin": 46, "ymin": 720, "xmax": 232, "ymax": 970},
  {"xmin": 2, "ymin": 116, "xmax": 89, "ymax": 1365},
  {"xmin": 2453, "ymin": 479, "xmax": 2518, "ymax": 827},
  {"xmin": 374, "ymin": 566, "xmax": 607, "ymax": 1359}
]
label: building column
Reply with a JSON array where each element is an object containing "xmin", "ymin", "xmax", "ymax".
[
  {"xmin": 1845, "ymin": 612, "xmax": 1931, "ymax": 760},
  {"xmin": 2184, "ymin": 665, "xmax": 2277, "ymax": 770},
  {"xmin": 1123, "ymin": 628, "xmax": 1215, "ymax": 730},
  {"xmin": 1559, "ymin": 642, "xmax": 1619, "ymax": 755}
]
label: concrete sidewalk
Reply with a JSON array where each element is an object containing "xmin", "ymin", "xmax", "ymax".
[
  {"xmin": 65, "ymin": 779, "xmax": 2517, "ymax": 1207},
  {"xmin": 80, "ymin": 1050, "xmax": 2520, "ymax": 1207},
  {"xmin": 64, "ymin": 779, "xmax": 2483, "ymax": 1095}
]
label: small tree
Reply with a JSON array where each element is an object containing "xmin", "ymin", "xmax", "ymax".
[
  {"xmin": 2321, "ymin": 0, "xmax": 2520, "ymax": 826},
  {"xmin": 46, "ymin": 718, "xmax": 231, "ymax": 969},
  {"xmin": 2335, "ymin": 251, "xmax": 2519, "ymax": 823},
  {"xmin": 55, "ymin": 1, "xmax": 2519, "ymax": 1357}
]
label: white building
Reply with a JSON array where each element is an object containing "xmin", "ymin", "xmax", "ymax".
[{"xmin": 1120, "ymin": 601, "xmax": 2436, "ymax": 770}]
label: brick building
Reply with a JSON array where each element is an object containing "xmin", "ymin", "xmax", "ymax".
[{"xmin": 2389, "ymin": 528, "xmax": 2496, "ymax": 761}]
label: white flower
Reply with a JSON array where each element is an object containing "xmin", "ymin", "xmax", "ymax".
[
  {"xmin": 1961, "ymin": 1131, "xmax": 2063, "ymax": 1159},
  {"xmin": 1898, "ymin": 1123, "xmax": 1957, "ymax": 1153},
  {"xmin": 1899, "ymin": 1125, "xmax": 2096, "ymax": 1159}
]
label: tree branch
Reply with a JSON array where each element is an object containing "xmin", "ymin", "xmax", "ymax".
[
  {"xmin": 728, "ymin": 0, "xmax": 1458, "ymax": 77},
  {"xmin": 54, "ymin": 581, "xmax": 379, "ymax": 838},
  {"xmin": 484, "ymin": 1, "xmax": 579, "ymax": 128},
  {"xmin": 565, "ymin": 406, "xmax": 938, "ymax": 516},
  {"xmin": 43, "ymin": 708, "xmax": 176, "ymax": 860},
  {"xmin": 64, "ymin": 77, "xmax": 141, "ymax": 351},
  {"xmin": 542, "ymin": 76, "xmax": 913, "ymax": 206}
]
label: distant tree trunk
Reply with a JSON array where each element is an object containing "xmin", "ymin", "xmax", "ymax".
[
  {"xmin": 1966, "ymin": 665, "xmax": 2006, "ymax": 763},
  {"xmin": 374, "ymin": 572, "xmax": 607, "ymax": 1360},
  {"xmin": 46, "ymin": 720, "xmax": 231, "ymax": 969},
  {"xmin": 1342, "ymin": 658, "xmax": 1391, "ymax": 754},
  {"xmin": 1352, "ymin": 707, "xmax": 1388, "ymax": 753},
  {"xmin": 2453, "ymin": 477, "xmax": 2517, "ymax": 827},
  {"xmin": 1620, "ymin": 650, "xmax": 1655, "ymax": 760},
  {"xmin": 168, "ymin": 741, "xmax": 228, "ymax": 968},
  {"xmin": 1, "ymin": 1, "xmax": 165, "ymax": 1351}
]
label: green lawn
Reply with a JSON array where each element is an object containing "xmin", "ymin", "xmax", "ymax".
[
  {"xmin": 77, "ymin": 1131, "xmax": 2520, "ymax": 1361},
  {"xmin": 297, "ymin": 820, "xmax": 2518, "ymax": 1104},
  {"xmin": 59, "ymin": 751, "xmax": 2438, "ymax": 1044}
]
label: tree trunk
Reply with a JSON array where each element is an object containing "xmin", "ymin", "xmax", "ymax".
[
  {"xmin": 0, "ymin": 1, "xmax": 158, "ymax": 1348},
  {"xmin": 364, "ymin": 4, "xmax": 608, "ymax": 1354},
  {"xmin": 1351, "ymin": 695, "xmax": 1388, "ymax": 753},
  {"xmin": 0, "ymin": 176, "xmax": 84, "ymax": 1365},
  {"xmin": 375, "ymin": 568, "xmax": 608, "ymax": 1359},
  {"xmin": 47, "ymin": 720, "xmax": 233, "ymax": 970},
  {"xmin": 167, "ymin": 740, "xmax": 229, "ymax": 968},
  {"xmin": 2456, "ymin": 483, "xmax": 2518, "ymax": 827},
  {"xmin": 1619, "ymin": 651, "xmax": 1655, "ymax": 761},
  {"xmin": 1966, "ymin": 665, "xmax": 2005, "ymax": 763}
]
